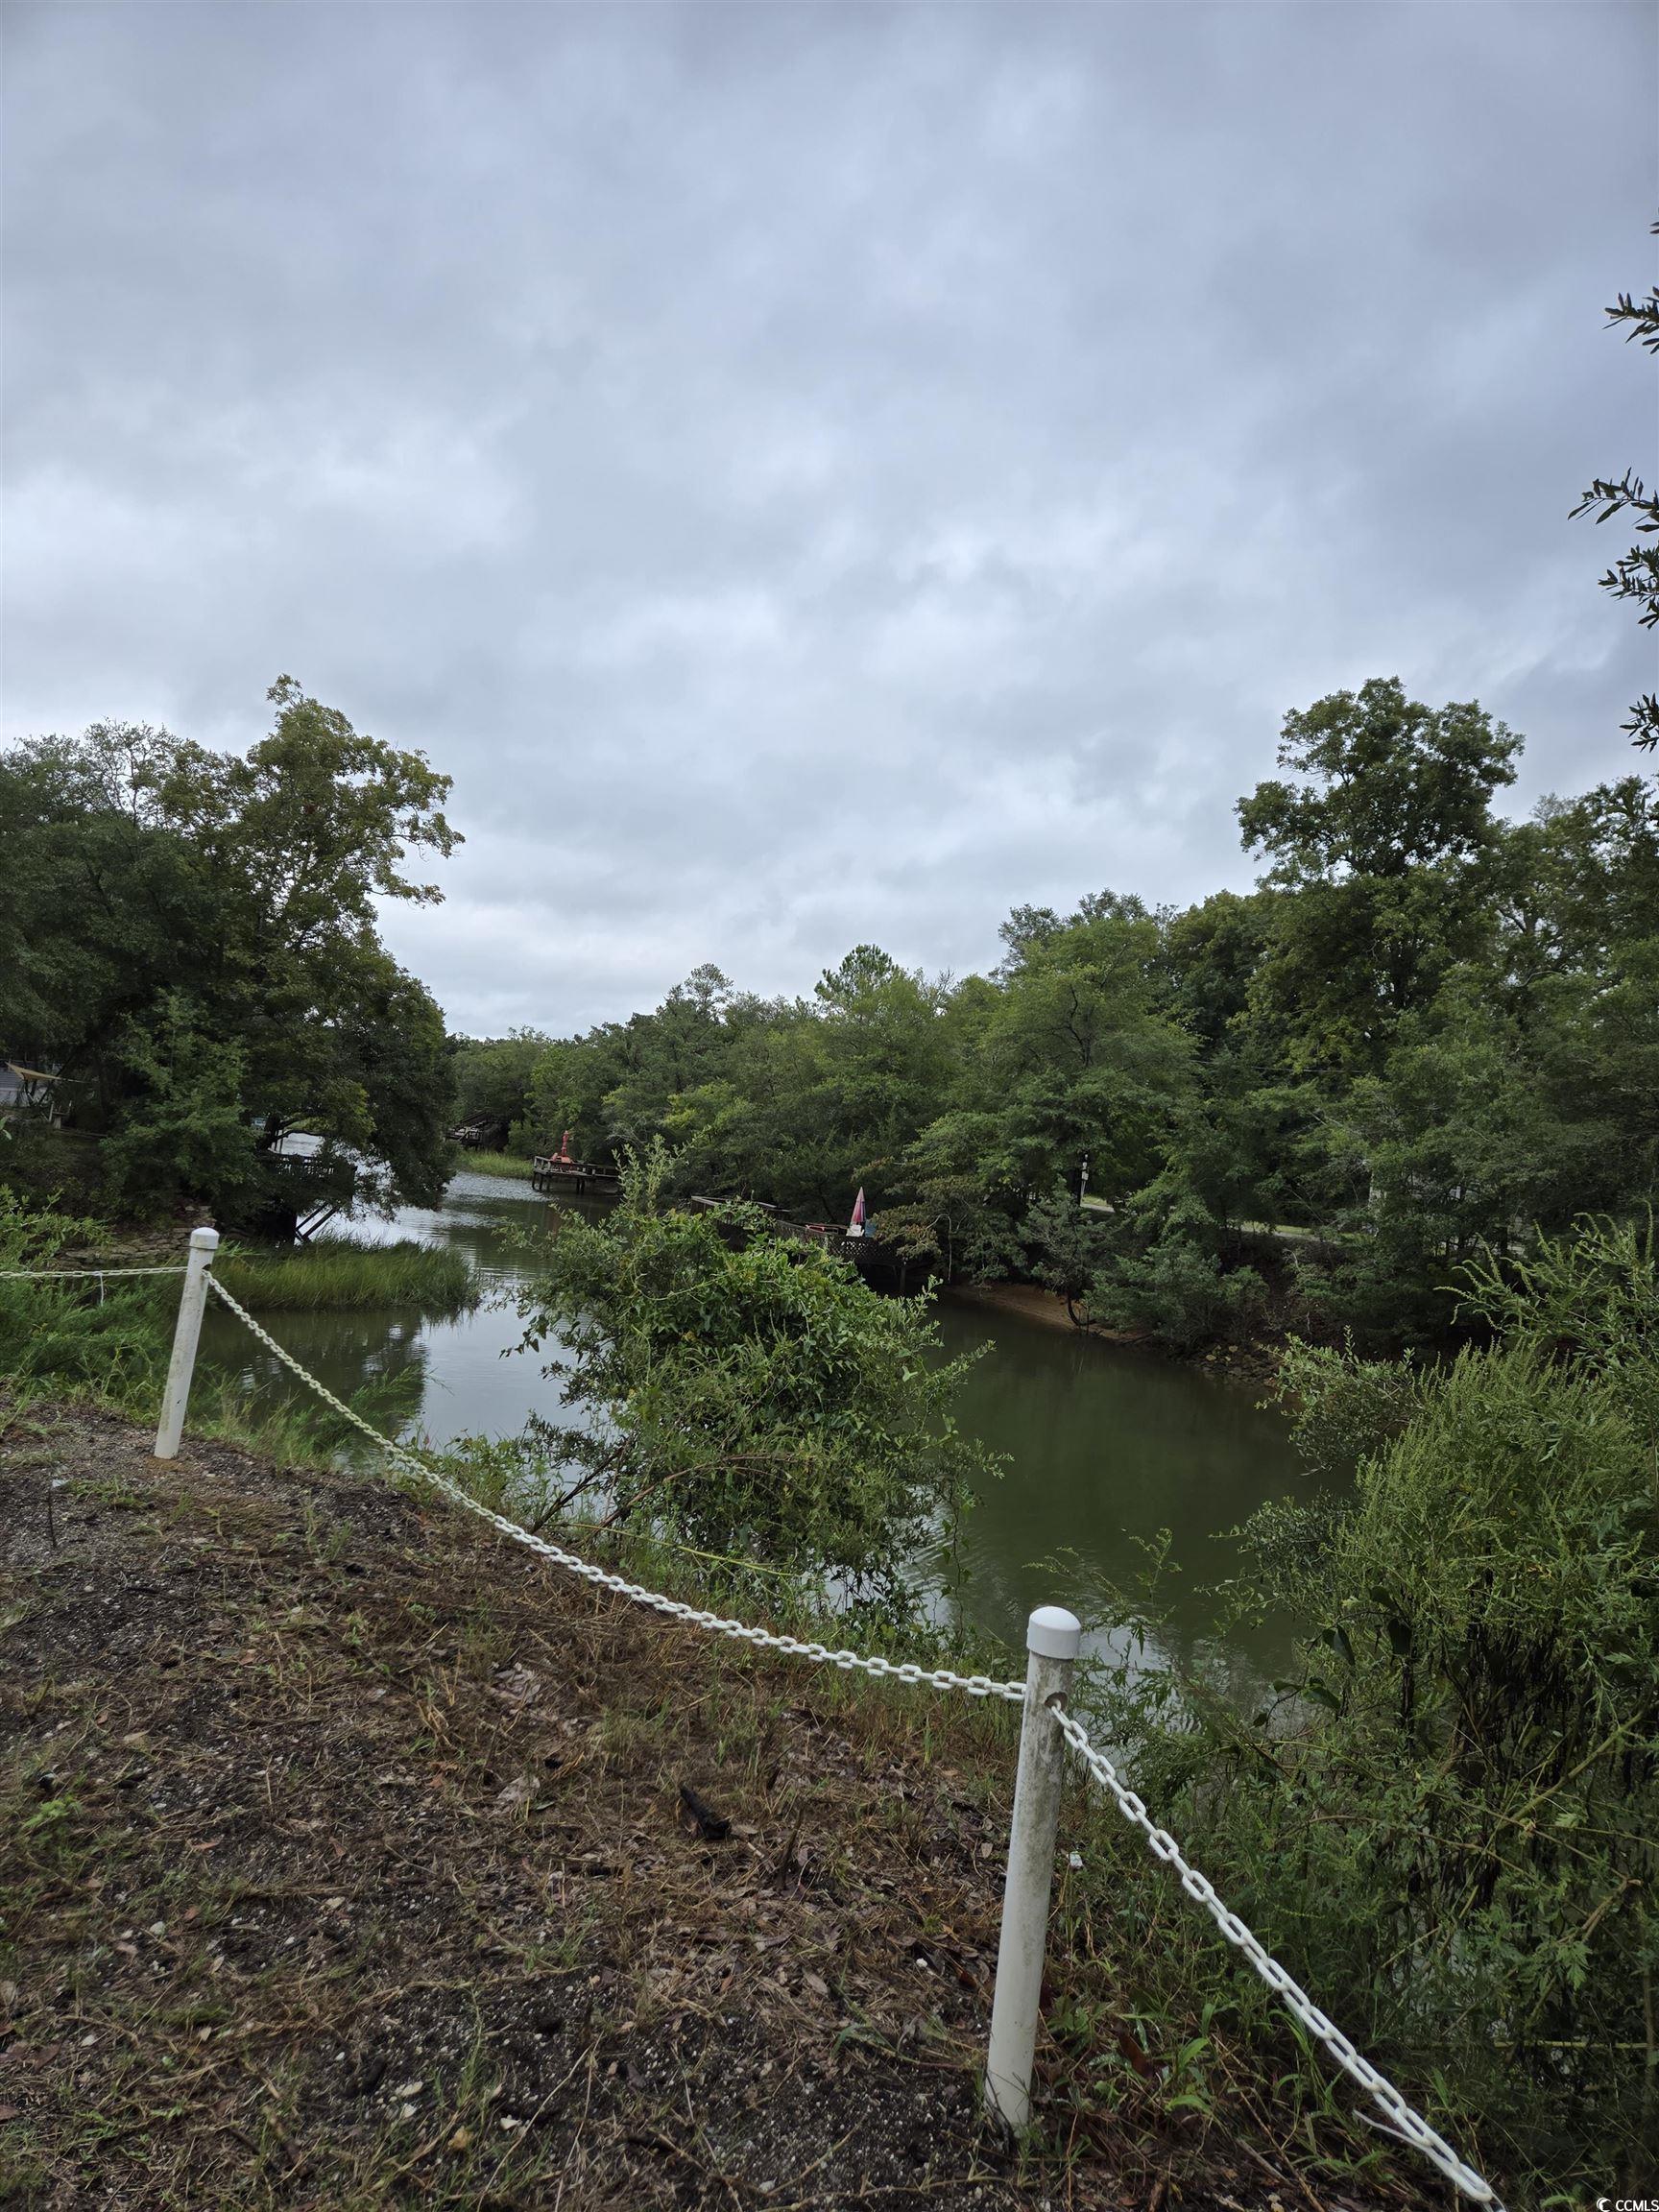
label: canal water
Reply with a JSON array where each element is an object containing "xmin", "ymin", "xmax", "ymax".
[{"xmin": 197, "ymin": 1168, "xmax": 1310, "ymax": 1680}]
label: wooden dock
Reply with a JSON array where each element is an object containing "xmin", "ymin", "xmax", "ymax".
[{"xmin": 531, "ymin": 1153, "xmax": 622, "ymax": 1194}]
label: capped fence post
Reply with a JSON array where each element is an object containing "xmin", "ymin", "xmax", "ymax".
[
  {"xmin": 153, "ymin": 1226, "xmax": 219, "ymax": 1460},
  {"xmin": 985, "ymin": 1603, "xmax": 1081, "ymax": 2130}
]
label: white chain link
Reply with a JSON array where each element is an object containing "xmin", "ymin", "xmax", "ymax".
[
  {"xmin": 1050, "ymin": 1704, "xmax": 1504, "ymax": 2208},
  {"xmin": 205, "ymin": 1275, "xmax": 1026, "ymax": 1703},
  {"xmin": 0, "ymin": 1265, "xmax": 186, "ymax": 1279},
  {"xmin": 204, "ymin": 1270, "xmax": 1503, "ymax": 2207}
]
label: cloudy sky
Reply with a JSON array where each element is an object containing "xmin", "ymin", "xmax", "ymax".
[{"xmin": 5, "ymin": 3, "xmax": 1653, "ymax": 1037}]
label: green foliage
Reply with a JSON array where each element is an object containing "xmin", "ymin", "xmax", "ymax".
[
  {"xmin": 0, "ymin": 680, "xmax": 459, "ymax": 1228},
  {"xmin": 215, "ymin": 1238, "xmax": 475, "ymax": 1314},
  {"xmin": 869, "ymin": 1107, "xmax": 1021, "ymax": 1284},
  {"xmin": 1268, "ymin": 1334, "xmax": 1424, "ymax": 1481},
  {"xmin": 1086, "ymin": 1176, "xmax": 1268, "ymax": 1352},
  {"xmin": 1021, "ymin": 1190, "xmax": 1113, "ymax": 1324},
  {"xmin": 449, "ymin": 1032, "xmax": 548, "ymax": 1144},
  {"xmin": 1570, "ymin": 219, "xmax": 1659, "ymax": 750},
  {"xmin": 513, "ymin": 1143, "xmax": 999, "ymax": 1604},
  {"xmin": 1238, "ymin": 678, "xmax": 1521, "ymax": 1077},
  {"xmin": 100, "ymin": 997, "xmax": 258, "ymax": 1219},
  {"xmin": 1109, "ymin": 1218, "xmax": 1659, "ymax": 2195},
  {"xmin": 0, "ymin": 1193, "xmax": 171, "ymax": 1404}
]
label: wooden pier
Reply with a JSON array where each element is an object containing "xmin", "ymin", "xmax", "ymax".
[{"xmin": 531, "ymin": 1152, "xmax": 622, "ymax": 1195}]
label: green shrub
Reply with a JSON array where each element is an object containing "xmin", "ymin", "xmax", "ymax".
[
  {"xmin": 0, "ymin": 1192, "xmax": 171, "ymax": 1403},
  {"xmin": 1104, "ymin": 1216, "xmax": 1659, "ymax": 2198},
  {"xmin": 1086, "ymin": 1176, "xmax": 1268, "ymax": 1351},
  {"xmin": 512, "ymin": 1142, "xmax": 999, "ymax": 1604}
]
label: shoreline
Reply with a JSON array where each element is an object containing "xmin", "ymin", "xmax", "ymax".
[{"xmin": 939, "ymin": 1277, "xmax": 1286, "ymax": 1388}]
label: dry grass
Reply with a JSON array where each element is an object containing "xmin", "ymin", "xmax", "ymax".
[{"xmin": 0, "ymin": 1402, "xmax": 1413, "ymax": 2211}]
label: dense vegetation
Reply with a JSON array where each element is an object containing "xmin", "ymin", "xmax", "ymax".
[
  {"xmin": 1085, "ymin": 1216, "xmax": 1659, "ymax": 2195},
  {"xmin": 0, "ymin": 679, "xmax": 459, "ymax": 1235},
  {"xmin": 498, "ymin": 1143, "xmax": 997, "ymax": 1606},
  {"xmin": 455, "ymin": 679, "xmax": 1659, "ymax": 1351}
]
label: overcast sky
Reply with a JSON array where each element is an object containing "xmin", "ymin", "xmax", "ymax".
[{"xmin": 5, "ymin": 3, "xmax": 1654, "ymax": 1037}]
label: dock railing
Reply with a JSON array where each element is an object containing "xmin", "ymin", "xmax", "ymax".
[{"xmin": 8, "ymin": 1228, "xmax": 1506, "ymax": 2209}]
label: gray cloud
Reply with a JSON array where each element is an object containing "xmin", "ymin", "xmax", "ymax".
[{"xmin": 5, "ymin": 1, "xmax": 1653, "ymax": 1035}]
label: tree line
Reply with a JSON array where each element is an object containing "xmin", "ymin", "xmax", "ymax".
[{"xmin": 456, "ymin": 676, "xmax": 1659, "ymax": 1350}]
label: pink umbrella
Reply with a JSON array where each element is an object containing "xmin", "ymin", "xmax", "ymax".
[{"xmin": 847, "ymin": 1187, "xmax": 867, "ymax": 1237}]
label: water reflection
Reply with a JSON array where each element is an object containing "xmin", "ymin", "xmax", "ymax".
[
  {"xmin": 935, "ymin": 1302, "xmax": 1304, "ymax": 1674},
  {"xmin": 194, "ymin": 1171, "xmax": 1311, "ymax": 1678}
]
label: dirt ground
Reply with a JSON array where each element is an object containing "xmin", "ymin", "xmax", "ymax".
[{"xmin": 1, "ymin": 1402, "xmax": 1392, "ymax": 2211}]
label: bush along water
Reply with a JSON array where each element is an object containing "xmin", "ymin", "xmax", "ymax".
[
  {"xmin": 0, "ymin": 1192, "xmax": 174, "ymax": 1407},
  {"xmin": 1074, "ymin": 1215, "xmax": 1657, "ymax": 2202},
  {"xmin": 510, "ymin": 1142, "xmax": 1000, "ymax": 1615}
]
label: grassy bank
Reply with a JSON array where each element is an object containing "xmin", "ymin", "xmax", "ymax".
[
  {"xmin": 217, "ymin": 1237, "xmax": 475, "ymax": 1312},
  {"xmin": 456, "ymin": 1147, "xmax": 539, "ymax": 1182},
  {"xmin": 0, "ymin": 1207, "xmax": 475, "ymax": 1475}
]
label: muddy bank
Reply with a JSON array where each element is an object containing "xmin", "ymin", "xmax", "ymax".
[{"xmin": 942, "ymin": 1281, "xmax": 1285, "ymax": 1389}]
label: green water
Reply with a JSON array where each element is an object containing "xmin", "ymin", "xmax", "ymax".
[{"xmin": 197, "ymin": 1169, "xmax": 1310, "ymax": 1677}]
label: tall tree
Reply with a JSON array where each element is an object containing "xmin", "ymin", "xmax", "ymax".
[
  {"xmin": 1570, "ymin": 219, "xmax": 1659, "ymax": 749},
  {"xmin": 0, "ymin": 680, "xmax": 460, "ymax": 1227},
  {"xmin": 1237, "ymin": 679, "xmax": 1520, "ymax": 1076}
]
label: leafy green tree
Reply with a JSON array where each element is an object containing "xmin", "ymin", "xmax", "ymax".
[
  {"xmin": 1238, "ymin": 679, "xmax": 1520, "ymax": 1076},
  {"xmin": 450, "ymin": 1030, "xmax": 551, "ymax": 1147},
  {"xmin": 1021, "ymin": 1190, "xmax": 1114, "ymax": 1326},
  {"xmin": 514, "ymin": 1144, "xmax": 998, "ymax": 1603},
  {"xmin": 0, "ymin": 680, "xmax": 459, "ymax": 1226},
  {"xmin": 1085, "ymin": 1168, "xmax": 1267, "ymax": 1351},
  {"xmin": 1158, "ymin": 889, "xmax": 1274, "ymax": 1059},
  {"xmin": 99, "ymin": 997, "xmax": 258, "ymax": 1217},
  {"xmin": 973, "ymin": 895, "xmax": 1194, "ymax": 1200},
  {"xmin": 879, "ymin": 1108, "xmax": 1022, "ymax": 1284},
  {"xmin": 1299, "ymin": 970, "xmax": 1573, "ymax": 1343}
]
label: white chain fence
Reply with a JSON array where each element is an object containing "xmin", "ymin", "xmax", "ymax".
[
  {"xmin": 77, "ymin": 1261, "xmax": 1500, "ymax": 2209},
  {"xmin": 0, "ymin": 1265, "xmax": 186, "ymax": 1280},
  {"xmin": 206, "ymin": 1276, "xmax": 1027, "ymax": 1704},
  {"xmin": 1049, "ymin": 1705, "xmax": 1503, "ymax": 2205}
]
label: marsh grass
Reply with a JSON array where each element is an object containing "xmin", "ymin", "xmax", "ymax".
[
  {"xmin": 455, "ymin": 1147, "xmax": 539, "ymax": 1182},
  {"xmin": 0, "ymin": 1203, "xmax": 475, "ymax": 1478},
  {"xmin": 216, "ymin": 1237, "xmax": 476, "ymax": 1312}
]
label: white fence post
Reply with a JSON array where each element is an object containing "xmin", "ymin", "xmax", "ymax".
[
  {"xmin": 153, "ymin": 1226, "xmax": 220, "ymax": 1460},
  {"xmin": 985, "ymin": 1603, "xmax": 1081, "ymax": 2129}
]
